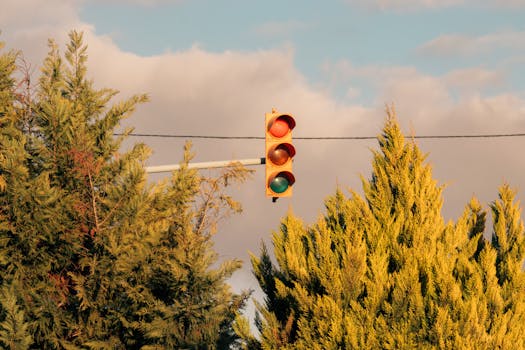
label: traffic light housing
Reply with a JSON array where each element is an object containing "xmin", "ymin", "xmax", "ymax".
[{"xmin": 265, "ymin": 110, "xmax": 296, "ymax": 199}]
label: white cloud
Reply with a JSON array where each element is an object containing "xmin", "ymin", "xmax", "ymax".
[
  {"xmin": 345, "ymin": 0, "xmax": 465, "ymax": 11},
  {"xmin": 443, "ymin": 67, "xmax": 503, "ymax": 91},
  {"xmin": 345, "ymin": 0, "xmax": 525, "ymax": 11},
  {"xmin": 0, "ymin": 1, "xmax": 79, "ymax": 28},
  {"xmin": 1, "ymin": 0, "xmax": 90, "ymax": 68},
  {"xmin": 83, "ymin": 0, "xmax": 184, "ymax": 6},
  {"xmin": 419, "ymin": 31, "xmax": 525, "ymax": 56},
  {"xmin": 494, "ymin": 0, "xmax": 525, "ymax": 6},
  {"xmin": 322, "ymin": 59, "xmax": 525, "ymax": 132}
]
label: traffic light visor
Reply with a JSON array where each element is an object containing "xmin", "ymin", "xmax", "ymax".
[{"xmin": 268, "ymin": 115, "xmax": 296, "ymax": 138}]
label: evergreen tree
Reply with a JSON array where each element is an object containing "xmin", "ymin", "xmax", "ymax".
[
  {"xmin": 0, "ymin": 32, "xmax": 250, "ymax": 349},
  {"xmin": 0, "ymin": 38, "xmax": 33, "ymax": 350},
  {"xmin": 240, "ymin": 107, "xmax": 525, "ymax": 349}
]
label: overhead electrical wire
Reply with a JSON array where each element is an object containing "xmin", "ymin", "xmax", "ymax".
[{"xmin": 115, "ymin": 132, "xmax": 525, "ymax": 140}]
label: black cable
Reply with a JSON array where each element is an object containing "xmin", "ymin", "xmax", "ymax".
[
  {"xmin": 114, "ymin": 132, "xmax": 525, "ymax": 140},
  {"xmin": 115, "ymin": 134, "xmax": 264, "ymax": 139}
]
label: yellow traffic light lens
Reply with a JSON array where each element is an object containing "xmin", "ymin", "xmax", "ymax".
[
  {"xmin": 267, "ymin": 143, "xmax": 295, "ymax": 166},
  {"xmin": 268, "ymin": 145, "xmax": 290, "ymax": 165}
]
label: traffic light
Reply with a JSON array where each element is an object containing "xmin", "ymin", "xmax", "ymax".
[{"xmin": 265, "ymin": 110, "xmax": 296, "ymax": 199}]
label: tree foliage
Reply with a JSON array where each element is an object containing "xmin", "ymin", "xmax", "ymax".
[
  {"xmin": 0, "ymin": 32, "xmax": 250, "ymax": 349},
  {"xmin": 241, "ymin": 107, "xmax": 525, "ymax": 349}
]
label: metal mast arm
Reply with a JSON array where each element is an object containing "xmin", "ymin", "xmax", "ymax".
[{"xmin": 145, "ymin": 157, "xmax": 265, "ymax": 173}]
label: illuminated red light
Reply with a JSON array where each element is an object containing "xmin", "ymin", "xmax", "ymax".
[{"xmin": 268, "ymin": 118, "xmax": 290, "ymax": 138}]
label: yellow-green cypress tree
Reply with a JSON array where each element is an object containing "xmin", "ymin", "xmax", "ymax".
[{"xmin": 242, "ymin": 107, "xmax": 525, "ymax": 349}]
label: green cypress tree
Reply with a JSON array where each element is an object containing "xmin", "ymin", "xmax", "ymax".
[
  {"xmin": 0, "ymin": 283, "xmax": 32, "ymax": 350},
  {"xmin": 0, "ymin": 38, "xmax": 33, "ymax": 350},
  {"xmin": 241, "ymin": 107, "xmax": 525, "ymax": 349},
  {"xmin": 0, "ymin": 31, "xmax": 250, "ymax": 349}
]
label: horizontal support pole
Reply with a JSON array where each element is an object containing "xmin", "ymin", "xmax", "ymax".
[{"xmin": 146, "ymin": 157, "xmax": 265, "ymax": 173}]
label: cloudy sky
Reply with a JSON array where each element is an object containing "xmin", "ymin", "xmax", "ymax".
[{"xmin": 2, "ymin": 0, "xmax": 525, "ymax": 315}]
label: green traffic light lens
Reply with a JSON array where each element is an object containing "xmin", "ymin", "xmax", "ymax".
[{"xmin": 270, "ymin": 176, "xmax": 289, "ymax": 193}]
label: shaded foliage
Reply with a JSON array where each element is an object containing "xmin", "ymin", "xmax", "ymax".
[{"xmin": 0, "ymin": 32, "xmax": 250, "ymax": 349}]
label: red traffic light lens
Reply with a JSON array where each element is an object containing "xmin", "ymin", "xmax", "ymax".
[
  {"xmin": 268, "ymin": 143, "xmax": 295, "ymax": 166},
  {"xmin": 268, "ymin": 115, "xmax": 296, "ymax": 138},
  {"xmin": 269, "ymin": 119, "xmax": 289, "ymax": 138}
]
